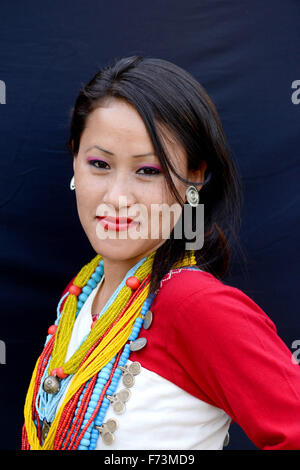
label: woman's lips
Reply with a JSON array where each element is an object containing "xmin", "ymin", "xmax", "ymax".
[{"xmin": 96, "ymin": 216, "xmax": 140, "ymax": 231}]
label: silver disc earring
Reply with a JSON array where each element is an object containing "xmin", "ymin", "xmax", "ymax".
[
  {"xmin": 186, "ymin": 185, "xmax": 199, "ymax": 207},
  {"xmin": 70, "ymin": 175, "xmax": 75, "ymax": 191}
]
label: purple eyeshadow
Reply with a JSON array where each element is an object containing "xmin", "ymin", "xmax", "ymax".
[{"xmin": 138, "ymin": 164, "xmax": 162, "ymax": 171}]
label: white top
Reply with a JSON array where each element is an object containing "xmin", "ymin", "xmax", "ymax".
[{"xmin": 57, "ymin": 277, "xmax": 231, "ymax": 450}]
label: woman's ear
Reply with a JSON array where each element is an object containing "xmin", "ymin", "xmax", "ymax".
[{"xmin": 73, "ymin": 154, "xmax": 76, "ymax": 174}]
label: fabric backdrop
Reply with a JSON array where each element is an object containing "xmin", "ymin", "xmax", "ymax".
[{"xmin": 0, "ymin": 0, "xmax": 299, "ymax": 450}]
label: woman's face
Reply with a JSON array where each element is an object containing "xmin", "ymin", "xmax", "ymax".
[{"xmin": 73, "ymin": 98, "xmax": 206, "ymax": 262}]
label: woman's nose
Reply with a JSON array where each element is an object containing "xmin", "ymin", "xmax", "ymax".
[{"xmin": 101, "ymin": 173, "xmax": 136, "ymax": 209}]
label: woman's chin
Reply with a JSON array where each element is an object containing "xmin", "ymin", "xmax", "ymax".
[
  {"xmin": 90, "ymin": 235, "xmax": 164, "ymax": 263},
  {"xmin": 90, "ymin": 237, "xmax": 144, "ymax": 259}
]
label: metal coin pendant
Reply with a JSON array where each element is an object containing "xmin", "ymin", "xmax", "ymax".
[
  {"xmin": 129, "ymin": 337, "xmax": 147, "ymax": 351},
  {"xmin": 143, "ymin": 310, "xmax": 153, "ymax": 330},
  {"xmin": 113, "ymin": 400, "xmax": 125, "ymax": 414},
  {"xmin": 42, "ymin": 375, "xmax": 60, "ymax": 394},
  {"xmin": 128, "ymin": 361, "xmax": 141, "ymax": 376},
  {"xmin": 41, "ymin": 419, "xmax": 51, "ymax": 446},
  {"xmin": 105, "ymin": 418, "xmax": 118, "ymax": 433},
  {"xmin": 122, "ymin": 372, "xmax": 134, "ymax": 388},
  {"xmin": 117, "ymin": 388, "xmax": 131, "ymax": 403},
  {"xmin": 102, "ymin": 431, "xmax": 114, "ymax": 445},
  {"xmin": 106, "ymin": 394, "xmax": 115, "ymax": 404}
]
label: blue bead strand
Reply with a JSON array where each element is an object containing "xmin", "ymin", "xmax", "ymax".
[
  {"xmin": 87, "ymin": 345, "xmax": 131, "ymax": 450},
  {"xmin": 87, "ymin": 292, "xmax": 156, "ymax": 450},
  {"xmin": 71, "ymin": 358, "xmax": 117, "ymax": 450},
  {"xmin": 77, "ymin": 262, "xmax": 104, "ymax": 316}
]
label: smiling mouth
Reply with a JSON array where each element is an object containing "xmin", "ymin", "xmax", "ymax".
[{"xmin": 96, "ymin": 216, "xmax": 139, "ymax": 231}]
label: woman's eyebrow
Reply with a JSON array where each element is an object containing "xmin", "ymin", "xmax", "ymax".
[{"xmin": 85, "ymin": 145, "xmax": 155, "ymax": 158}]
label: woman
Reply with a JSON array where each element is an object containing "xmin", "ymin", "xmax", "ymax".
[{"xmin": 22, "ymin": 56, "xmax": 300, "ymax": 450}]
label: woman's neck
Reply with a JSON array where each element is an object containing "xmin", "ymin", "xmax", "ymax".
[
  {"xmin": 91, "ymin": 247, "xmax": 157, "ymax": 317},
  {"xmin": 100, "ymin": 243, "xmax": 162, "ymax": 294}
]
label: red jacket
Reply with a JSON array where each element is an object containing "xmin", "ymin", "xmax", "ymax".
[{"xmin": 60, "ymin": 268, "xmax": 300, "ymax": 450}]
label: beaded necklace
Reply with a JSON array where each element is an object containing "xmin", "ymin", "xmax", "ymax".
[{"xmin": 22, "ymin": 249, "xmax": 198, "ymax": 450}]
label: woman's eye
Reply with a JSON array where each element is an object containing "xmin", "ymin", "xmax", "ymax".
[
  {"xmin": 88, "ymin": 160, "xmax": 109, "ymax": 169},
  {"xmin": 137, "ymin": 167, "xmax": 161, "ymax": 176},
  {"xmin": 88, "ymin": 160, "xmax": 160, "ymax": 176}
]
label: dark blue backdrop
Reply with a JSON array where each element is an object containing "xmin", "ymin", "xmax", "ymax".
[{"xmin": 0, "ymin": 0, "xmax": 299, "ymax": 450}]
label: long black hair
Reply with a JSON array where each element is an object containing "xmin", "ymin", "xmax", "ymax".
[{"xmin": 67, "ymin": 55, "xmax": 245, "ymax": 295}]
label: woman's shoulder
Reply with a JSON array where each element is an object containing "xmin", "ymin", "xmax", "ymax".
[
  {"xmin": 158, "ymin": 267, "xmax": 225, "ymax": 295},
  {"xmin": 156, "ymin": 267, "xmax": 244, "ymax": 306},
  {"xmin": 154, "ymin": 267, "xmax": 277, "ymax": 333}
]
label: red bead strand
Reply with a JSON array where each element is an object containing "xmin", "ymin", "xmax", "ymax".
[
  {"xmin": 64, "ymin": 375, "xmax": 98, "ymax": 450},
  {"xmin": 21, "ymin": 423, "xmax": 30, "ymax": 450},
  {"xmin": 72, "ymin": 348, "xmax": 123, "ymax": 450},
  {"xmin": 22, "ymin": 335, "xmax": 55, "ymax": 449},
  {"xmin": 53, "ymin": 383, "xmax": 86, "ymax": 450},
  {"xmin": 32, "ymin": 335, "xmax": 56, "ymax": 444}
]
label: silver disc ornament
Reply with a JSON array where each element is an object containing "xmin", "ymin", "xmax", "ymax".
[
  {"xmin": 128, "ymin": 361, "xmax": 141, "ymax": 376},
  {"xmin": 117, "ymin": 388, "xmax": 131, "ymax": 402},
  {"xmin": 129, "ymin": 337, "xmax": 147, "ymax": 351},
  {"xmin": 112, "ymin": 400, "xmax": 126, "ymax": 414},
  {"xmin": 102, "ymin": 431, "xmax": 114, "ymax": 445},
  {"xmin": 143, "ymin": 310, "xmax": 153, "ymax": 330},
  {"xmin": 186, "ymin": 185, "xmax": 199, "ymax": 207},
  {"xmin": 42, "ymin": 375, "xmax": 60, "ymax": 394},
  {"xmin": 105, "ymin": 418, "xmax": 118, "ymax": 433},
  {"xmin": 122, "ymin": 372, "xmax": 135, "ymax": 388}
]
